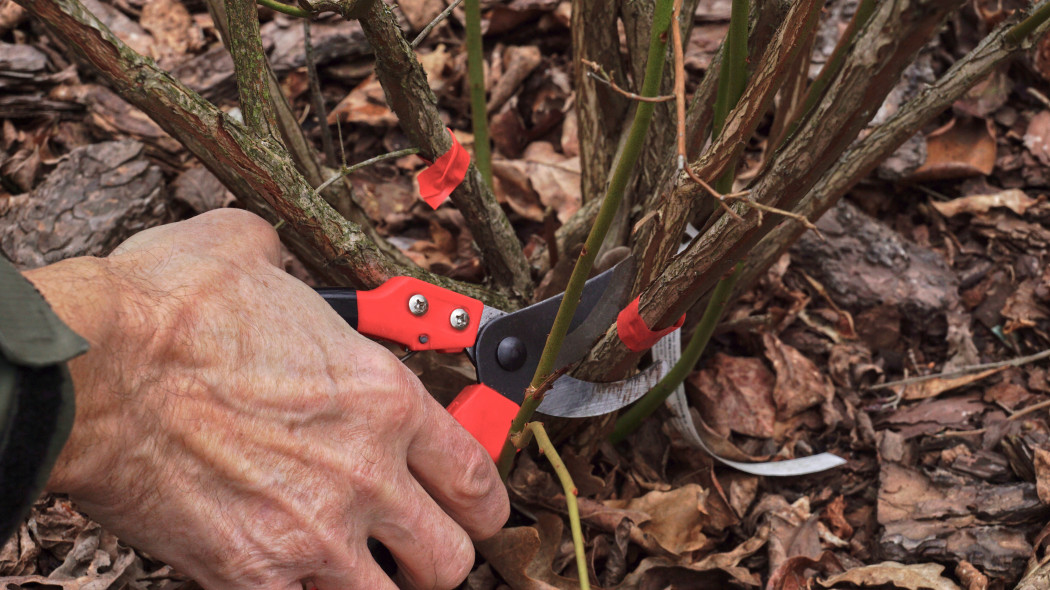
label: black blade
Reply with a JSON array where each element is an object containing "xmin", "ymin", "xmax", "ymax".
[{"xmin": 472, "ymin": 256, "xmax": 635, "ymax": 404}]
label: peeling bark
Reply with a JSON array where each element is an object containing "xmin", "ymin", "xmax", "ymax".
[
  {"xmin": 16, "ymin": 0, "xmax": 508, "ymax": 308},
  {"xmin": 735, "ymin": 9, "xmax": 1050, "ymax": 297},
  {"xmin": 358, "ymin": 0, "xmax": 532, "ymax": 301},
  {"xmin": 584, "ymin": 0, "xmax": 964, "ymax": 378}
]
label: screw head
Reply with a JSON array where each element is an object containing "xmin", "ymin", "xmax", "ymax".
[
  {"xmin": 408, "ymin": 294, "xmax": 429, "ymax": 316},
  {"xmin": 449, "ymin": 308, "xmax": 470, "ymax": 330}
]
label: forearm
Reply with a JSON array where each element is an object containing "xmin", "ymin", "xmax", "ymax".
[{"xmin": 0, "ymin": 255, "xmax": 93, "ymax": 538}]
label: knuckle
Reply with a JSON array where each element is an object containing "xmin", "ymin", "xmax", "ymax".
[{"xmin": 441, "ymin": 448, "xmax": 509, "ymax": 539}]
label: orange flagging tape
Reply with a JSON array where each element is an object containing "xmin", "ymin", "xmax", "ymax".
[
  {"xmin": 417, "ymin": 128, "xmax": 470, "ymax": 209},
  {"xmin": 616, "ymin": 296, "xmax": 685, "ymax": 352}
]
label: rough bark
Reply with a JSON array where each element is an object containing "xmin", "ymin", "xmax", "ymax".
[
  {"xmin": 16, "ymin": 0, "xmax": 508, "ymax": 308},
  {"xmin": 358, "ymin": 0, "xmax": 532, "ymax": 301},
  {"xmin": 734, "ymin": 7, "xmax": 1050, "ymax": 296},
  {"xmin": 0, "ymin": 140, "xmax": 167, "ymax": 268},
  {"xmin": 224, "ymin": 0, "xmax": 278, "ymax": 137},
  {"xmin": 572, "ymin": 0, "xmax": 629, "ymax": 205},
  {"xmin": 583, "ymin": 0, "xmax": 965, "ymax": 379},
  {"xmin": 204, "ymin": 0, "xmax": 411, "ymax": 266}
]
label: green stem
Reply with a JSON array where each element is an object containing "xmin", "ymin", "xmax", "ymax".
[
  {"xmin": 609, "ymin": 0, "xmax": 750, "ymax": 443},
  {"xmin": 256, "ymin": 0, "xmax": 309, "ymax": 18},
  {"xmin": 526, "ymin": 423, "xmax": 589, "ymax": 590},
  {"xmin": 495, "ymin": 0, "xmax": 677, "ymax": 479},
  {"xmin": 1006, "ymin": 0, "xmax": 1050, "ymax": 42},
  {"xmin": 711, "ymin": 0, "xmax": 749, "ymax": 190},
  {"xmin": 464, "ymin": 0, "xmax": 493, "ymax": 188},
  {"xmin": 610, "ymin": 263, "xmax": 741, "ymax": 443}
]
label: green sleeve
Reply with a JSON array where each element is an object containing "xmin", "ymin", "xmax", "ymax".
[{"xmin": 0, "ymin": 256, "xmax": 89, "ymax": 540}]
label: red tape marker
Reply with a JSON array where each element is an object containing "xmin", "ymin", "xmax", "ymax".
[
  {"xmin": 616, "ymin": 296, "xmax": 685, "ymax": 352},
  {"xmin": 417, "ymin": 128, "xmax": 470, "ymax": 209}
]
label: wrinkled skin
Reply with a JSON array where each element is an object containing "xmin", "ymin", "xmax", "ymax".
[{"xmin": 25, "ymin": 209, "xmax": 509, "ymax": 590}]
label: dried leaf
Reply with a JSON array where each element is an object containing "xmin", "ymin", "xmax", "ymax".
[
  {"xmin": 475, "ymin": 512, "xmax": 582, "ymax": 590},
  {"xmin": 955, "ymin": 69, "xmax": 1010, "ymax": 118},
  {"xmin": 1034, "ymin": 447, "xmax": 1050, "ymax": 505},
  {"xmin": 614, "ymin": 523, "xmax": 769, "ymax": 589},
  {"xmin": 605, "ymin": 484, "xmax": 713, "ymax": 556},
  {"xmin": 521, "ymin": 142, "xmax": 580, "ymax": 222},
  {"xmin": 399, "ymin": 0, "xmax": 448, "ymax": 31},
  {"xmin": 488, "ymin": 45, "xmax": 542, "ymax": 114},
  {"xmin": 902, "ymin": 367, "xmax": 1005, "ymax": 401},
  {"xmin": 822, "ymin": 496, "xmax": 853, "ymax": 541},
  {"xmin": 690, "ymin": 353, "xmax": 777, "ymax": 439},
  {"xmin": 492, "ymin": 142, "xmax": 580, "ymax": 222},
  {"xmin": 140, "ymin": 0, "xmax": 204, "ymax": 63},
  {"xmin": 327, "ymin": 74, "xmax": 398, "ymax": 126},
  {"xmin": 910, "ymin": 117, "xmax": 996, "ymax": 181},
  {"xmin": 1024, "ymin": 110, "xmax": 1050, "ymax": 167},
  {"xmin": 1002, "ymin": 277, "xmax": 1050, "ymax": 333},
  {"xmin": 762, "ymin": 332, "xmax": 834, "ymax": 419},
  {"xmin": 767, "ymin": 552, "xmax": 843, "ymax": 590},
  {"xmin": 820, "ymin": 561, "xmax": 962, "ymax": 590},
  {"xmin": 930, "ymin": 189, "xmax": 1039, "ymax": 217}
]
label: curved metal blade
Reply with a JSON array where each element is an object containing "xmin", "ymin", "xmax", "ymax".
[
  {"xmin": 553, "ymin": 256, "xmax": 636, "ymax": 369},
  {"xmin": 472, "ymin": 256, "xmax": 636, "ymax": 405},
  {"xmin": 536, "ymin": 361, "xmax": 667, "ymax": 418}
]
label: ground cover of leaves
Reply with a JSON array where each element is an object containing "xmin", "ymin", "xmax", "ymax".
[{"xmin": 2, "ymin": 0, "xmax": 1050, "ymax": 588}]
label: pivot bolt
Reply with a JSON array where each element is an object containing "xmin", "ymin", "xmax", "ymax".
[
  {"xmin": 496, "ymin": 337, "xmax": 527, "ymax": 371},
  {"xmin": 408, "ymin": 294, "xmax": 429, "ymax": 316},
  {"xmin": 450, "ymin": 308, "xmax": 470, "ymax": 330}
]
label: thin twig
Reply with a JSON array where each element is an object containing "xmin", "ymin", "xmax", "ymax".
[
  {"xmin": 464, "ymin": 0, "xmax": 493, "ymax": 187},
  {"xmin": 316, "ymin": 147, "xmax": 420, "ymax": 193},
  {"xmin": 872, "ymin": 349, "xmax": 1050, "ymax": 390},
  {"xmin": 522, "ymin": 366, "xmax": 572, "ymax": 405},
  {"xmin": 683, "ymin": 165, "xmax": 822, "ymax": 232},
  {"xmin": 304, "ymin": 20, "xmax": 337, "ymax": 164},
  {"xmin": 256, "ymin": 0, "xmax": 309, "ymax": 18},
  {"xmin": 934, "ymin": 397, "xmax": 1050, "ymax": 439},
  {"xmin": 671, "ymin": 0, "xmax": 687, "ymax": 173},
  {"xmin": 685, "ymin": 166, "xmax": 745, "ymax": 221},
  {"xmin": 581, "ymin": 60, "xmax": 675, "ymax": 103},
  {"xmin": 411, "ymin": 0, "xmax": 465, "ymax": 48},
  {"xmin": 524, "ymin": 423, "xmax": 590, "ymax": 590}
]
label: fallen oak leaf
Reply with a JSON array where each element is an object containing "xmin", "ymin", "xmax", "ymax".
[
  {"xmin": 910, "ymin": 117, "xmax": 996, "ymax": 181},
  {"xmin": 475, "ymin": 511, "xmax": 583, "ymax": 590},
  {"xmin": 613, "ymin": 522, "xmax": 770, "ymax": 589},
  {"xmin": 604, "ymin": 484, "xmax": 714, "ymax": 556},
  {"xmin": 762, "ymin": 332, "xmax": 835, "ymax": 420},
  {"xmin": 819, "ymin": 561, "xmax": 962, "ymax": 590}
]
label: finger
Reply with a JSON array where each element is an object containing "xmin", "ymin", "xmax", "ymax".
[
  {"xmin": 308, "ymin": 550, "xmax": 399, "ymax": 590},
  {"xmin": 371, "ymin": 475, "xmax": 476, "ymax": 590},
  {"xmin": 406, "ymin": 397, "xmax": 509, "ymax": 540}
]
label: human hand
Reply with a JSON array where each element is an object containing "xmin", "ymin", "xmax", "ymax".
[{"xmin": 26, "ymin": 208, "xmax": 509, "ymax": 590}]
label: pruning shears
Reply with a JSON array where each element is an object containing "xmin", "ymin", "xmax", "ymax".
[{"xmin": 317, "ymin": 257, "xmax": 665, "ymax": 461}]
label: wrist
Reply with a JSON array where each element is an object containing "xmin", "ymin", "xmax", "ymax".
[{"xmin": 22, "ymin": 256, "xmax": 134, "ymax": 497}]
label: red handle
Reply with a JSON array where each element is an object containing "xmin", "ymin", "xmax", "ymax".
[
  {"xmin": 355, "ymin": 277, "xmax": 484, "ymax": 352},
  {"xmin": 447, "ymin": 384, "xmax": 520, "ymax": 462}
]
